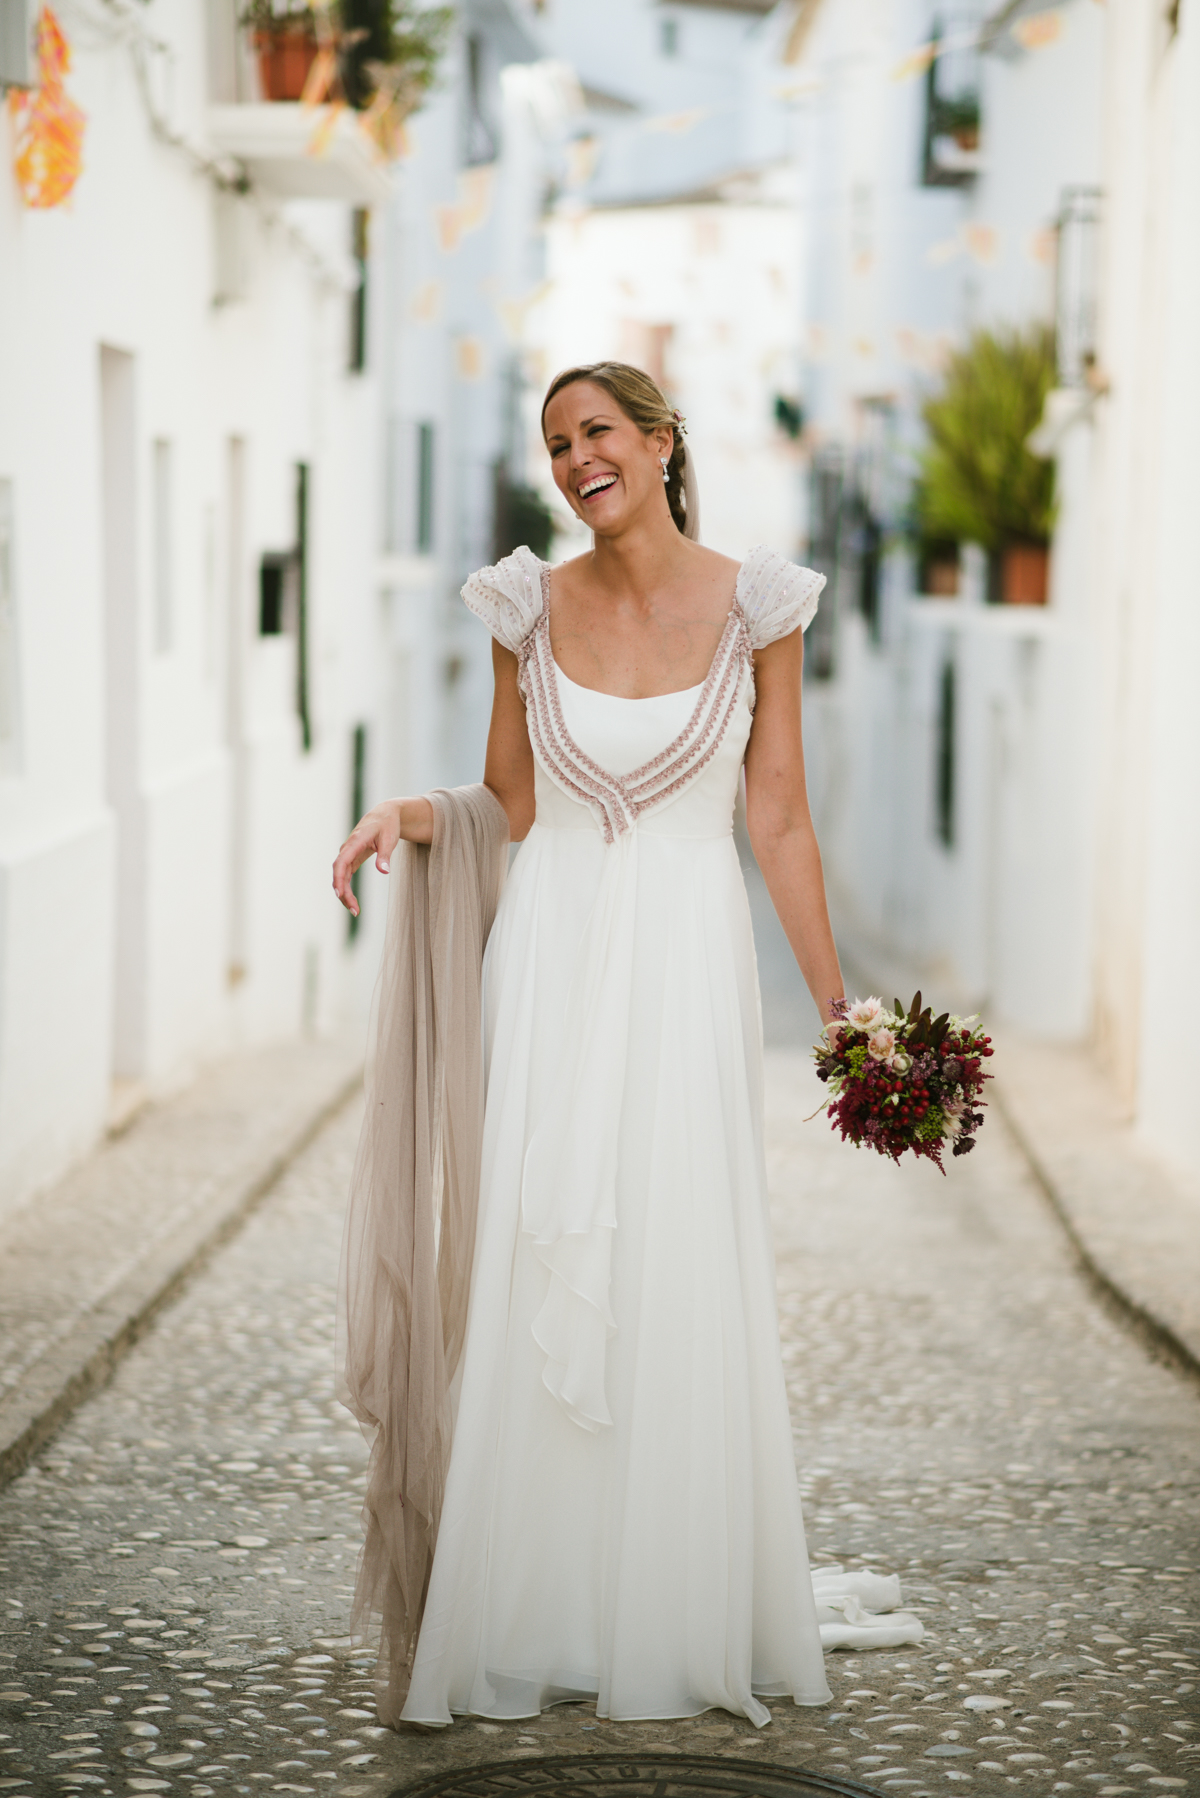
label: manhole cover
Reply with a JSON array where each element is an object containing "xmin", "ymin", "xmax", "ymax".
[{"xmin": 390, "ymin": 1752, "xmax": 886, "ymax": 1798}]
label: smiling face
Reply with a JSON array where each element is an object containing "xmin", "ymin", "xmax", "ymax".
[{"xmin": 543, "ymin": 380, "xmax": 675, "ymax": 538}]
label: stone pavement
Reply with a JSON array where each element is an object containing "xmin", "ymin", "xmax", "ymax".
[
  {"xmin": 0, "ymin": 1043, "xmax": 1198, "ymax": 1798},
  {"xmin": 0, "ymin": 1039, "xmax": 362, "ymax": 1489},
  {"xmin": 743, "ymin": 854, "xmax": 1200, "ymax": 1392}
]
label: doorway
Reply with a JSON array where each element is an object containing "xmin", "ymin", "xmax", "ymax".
[{"xmin": 99, "ymin": 345, "xmax": 147, "ymax": 1088}]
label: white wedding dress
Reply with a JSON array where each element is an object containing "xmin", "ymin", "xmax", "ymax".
[{"xmin": 400, "ymin": 546, "xmax": 922, "ymax": 1728}]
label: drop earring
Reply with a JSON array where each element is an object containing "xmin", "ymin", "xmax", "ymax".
[{"xmin": 660, "ymin": 457, "xmax": 670, "ymax": 483}]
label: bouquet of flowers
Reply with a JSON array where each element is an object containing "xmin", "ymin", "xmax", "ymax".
[{"xmin": 812, "ymin": 992, "xmax": 993, "ymax": 1172}]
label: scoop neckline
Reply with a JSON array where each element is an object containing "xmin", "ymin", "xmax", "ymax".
[
  {"xmin": 541, "ymin": 557, "xmax": 744, "ymax": 703},
  {"xmin": 552, "ymin": 658, "xmax": 706, "ymax": 703}
]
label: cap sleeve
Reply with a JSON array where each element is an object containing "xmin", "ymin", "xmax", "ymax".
[
  {"xmin": 737, "ymin": 546, "xmax": 825, "ymax": 650},
  {"xmin": 462, "ymin": 546, "xmax": 546, "ymax": 654}
]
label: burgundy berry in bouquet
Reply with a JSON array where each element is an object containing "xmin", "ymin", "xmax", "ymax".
[{"xmin": 812, "ymin": 992, "xmax": 993, "ymax": 1172}]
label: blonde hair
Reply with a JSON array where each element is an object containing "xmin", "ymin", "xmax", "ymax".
[{"xmin": 541, "ymin": 361, "xmax": 690, "ymax": 536}]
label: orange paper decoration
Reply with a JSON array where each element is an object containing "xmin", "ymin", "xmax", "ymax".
[{"xmin": 8, "ymin": 6, "xmax": 85, "ymax": 209}]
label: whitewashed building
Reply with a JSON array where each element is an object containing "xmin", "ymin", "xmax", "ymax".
[
  {"xmin": 1082, "ymin": 0, "xmax": 1200, "ymax": 1163},
  {"xmin": 783, "ymin": 0, "xmax": 1107, "ymax": 1037},
  {"xmin": 368, "ymin": 0, "xmax": 548, "ymax": 800},
  {"xmin": 786, "ymin": 0, "xmax": 1200, "ymax": 1172},
  {"xmin": 0, "ymin": 0, "xmax": 547, "ymax": 1215}
]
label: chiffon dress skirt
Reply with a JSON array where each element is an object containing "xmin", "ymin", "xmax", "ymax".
[{"xmin": 399, "ymin": 547, "xmax": 921, "ymax": 1728}]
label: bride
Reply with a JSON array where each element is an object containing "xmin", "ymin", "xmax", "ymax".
[{"xmin": 332, "ymin": 362, "xmax": 920, "ymax": 1731}]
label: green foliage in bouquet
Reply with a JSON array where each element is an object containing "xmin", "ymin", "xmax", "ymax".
[
  {"xmin": 914, "ymin": 325, "xmax": 1057, "ymax": 551},
  {"xmin": 894, "ymin": 990, "xmax": 952, "ymax": 1052}
]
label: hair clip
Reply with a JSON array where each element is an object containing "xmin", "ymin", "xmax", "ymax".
[{"xmin": 672, "ymin": 409, "xmax": 688, "ymax": 437}]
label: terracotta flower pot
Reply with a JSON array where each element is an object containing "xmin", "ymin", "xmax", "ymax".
[
  {"xmin": 1001, "ymin": 540, "xmax": 1049, "ymax": 605},
  {"xmin": 254, "ymin": 24, "xmax": 320, "ymax": 101}
]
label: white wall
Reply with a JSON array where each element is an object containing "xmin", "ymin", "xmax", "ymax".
[
  {"xmin": 0, "ymin": 13, "xmax": 384, "ymax": 1215},
  {"xmin": 371, "ymin": 5, "xmax": 545, "ymax": 800},
  {"xmin": 1087, "ymin": 0, "xmax": 1200, "ymax": 1163},
  {"xmin": 788, "ymin": 0, "xmax": 1107, "ymax": 1043}
]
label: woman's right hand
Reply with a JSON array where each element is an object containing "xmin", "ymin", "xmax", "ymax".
[{"xmin": 332, "ymin": 798, "xmax": 433, "ymax": 916}]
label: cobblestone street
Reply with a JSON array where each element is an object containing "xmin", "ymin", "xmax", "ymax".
[{"xmin": 1, "ymin": 1053, "xmax": 1198, "ymax": 1798}]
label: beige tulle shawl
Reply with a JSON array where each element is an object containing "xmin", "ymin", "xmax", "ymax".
[{"xmin": 336, "ymin": 784, "xmax": 509, "ymax": 1725}]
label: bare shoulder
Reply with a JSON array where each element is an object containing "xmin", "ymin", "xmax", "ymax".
[{"xmin": 691, "ymin": 545, "xmax": 740, "ymax": 585}]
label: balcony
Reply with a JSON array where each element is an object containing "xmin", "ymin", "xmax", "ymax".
[{"xmin": 207, "ymin": 103, "xmax": 392, "ymax": 205}]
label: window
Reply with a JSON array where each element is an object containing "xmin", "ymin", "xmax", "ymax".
[
  {"xmin": 347, "ymin": 721, "xmax": 367, "ymax": 940},
  {"xmin": 0, "ymin": 478, "xmax": 19, "ymax": 774},
  {"xmin": 660, "ymin": 15, "xmax": 679, "ymax": 55},
  {"xmin": 384, "ymin": 414, "xmax": 404, "ymax": 555},
  {"xmin": 348, "ymin": 208, "xmax": 369, "ymax": 374},
  {"xmin": 464, "ymin": 34, "xmax": 497, "ymax": 165},
  {"xmin": 258, "ymin": 552, "xmax": 293, "ymax": 636},
  {"xmin": 257, "ymin": 464, "xmax": 311, "ymax": 749},
  {"xmin": 0, "ymin": 0, "xmax": 31, "ymax": 87},
  {"xmin": 773, "ymin": 395, "xmax": 804, "ymax": 440},
  {"xmin": 921, "ymin": 12, "xmax": 983, "ymax": 188},
  {"xmin": 416, "ymin": 422, "xmax": 435, "ymax": 553},
  {"xmin": 856, "ymin": 506, "xmax": 883, "ymax": 644},
  {"xmin": 935, "ymin": 655, "xmax": 956, "ymax": 847},
  {"xmin": 805, "ymin": 449, "xmax": 842, "ymax": 682},
  {"xmin": 296, "ymin": 462, "xmax": 311, "ymax": 751},
  {"xmin": 152, "ymin": 437, "xmax": 173, "ymax": 653}
]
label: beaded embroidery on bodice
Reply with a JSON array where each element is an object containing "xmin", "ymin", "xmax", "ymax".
[
  {"xmin": 518, "ymin": 567, "xmax": 752, "ymax": 844},
  {"xmin": 461, "ymin": 544, "xmax": 825, "ymax": 843}
]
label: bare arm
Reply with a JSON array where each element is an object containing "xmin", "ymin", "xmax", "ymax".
[
  {"xmin": 743, "ymin": 625, "xmax": 844, "ymax": 1026},
  {"xmin": 482, "ymin": 638, "xmax": 536, "ymax": 842},
  {"xmin": 332, "ymin": 638, "xmax": 535, "ymax": 916}
]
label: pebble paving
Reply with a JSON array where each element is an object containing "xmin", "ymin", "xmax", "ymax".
[{"xmin": 0, "ymin": 1054, "xmax": 1197, "ymax": 1798}]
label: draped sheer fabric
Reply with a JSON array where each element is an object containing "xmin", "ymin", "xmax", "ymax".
[
  {"xmin": 336, "ymin": 784, "xmax": 509, "ymax": 1725},
  {"xmin": 340, "ymin": 552, "xmax": 924, "ymax": 1733}
]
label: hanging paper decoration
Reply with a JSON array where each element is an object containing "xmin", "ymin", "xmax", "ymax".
[
  {"xmin": 891, "ymin": 41, "xmax": 937, "ymax": 82},
  {"xmin": 8, "ymin": 6, "xmax": 86, "ymax": 210},
  {"xmin": 1012, "ymin": 10, "xmax": 1064, "ymax": 50},
  {"xmin": 644, "ymin": 107, "xmax": 710, "ymax": 136}
]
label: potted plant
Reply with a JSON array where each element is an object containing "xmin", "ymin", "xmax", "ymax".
[
  {"xmin": 239, "ymin": 0, "xmax": 324, "ymax": 101},
  {"xmin": 913, "ymin": 325, "xmax": 1057, "ymax": 604},
  {"xmin": 339, "ymin": 0, "xmax": 451, "ymax": 156}
]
